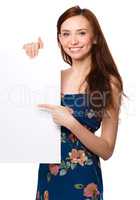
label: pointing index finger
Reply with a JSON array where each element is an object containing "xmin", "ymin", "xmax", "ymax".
[{"xmin": 37, "ymin": 103, "xmax": 57, "ymax": 112}]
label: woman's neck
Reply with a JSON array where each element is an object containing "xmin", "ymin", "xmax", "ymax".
[{"xmin": 71, "ymin": 56, "xmax": 92, "ymax": 76}]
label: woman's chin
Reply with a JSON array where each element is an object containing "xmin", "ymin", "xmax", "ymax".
[{"xmin": 69, "ymin": 53, "xmax": 86, "ymax": 61}]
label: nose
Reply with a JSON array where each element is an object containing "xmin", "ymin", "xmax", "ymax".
[{"xmin": 70, "ymin": 35, "xmax": 79, "ymax": 45}]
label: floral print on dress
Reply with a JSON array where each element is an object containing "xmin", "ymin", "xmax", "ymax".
[
  {"xmin": 36, "ymin": 94, "xmax": 103, "ymax": 199},
  {"xmin": 74, "ymin": 183, "xmax": 100, "ymax": 200},
  {"xmin": 74, "ymin": 182, "xmax": 100, "ymax": 200},
  {"xmin": 83, "ymin": 183, "xmax": 100, "ymax": 199},
  {"xmin": 47, "ymin": 147, "xmax": 94, "ymax": 181},
  {"xmin": 44, "ymin": 190, "xmax": 49, "ymax": 200},
  {"xmin": 48, "ymin": 164, "xmax": 60, "ymax": 176},
  {"xmin": 69, "ymin": 148, "xmax": 88, "ymax": 166},
  {"xmin": 68, "ymin": 133, "xmax": 78, "ymax": 143},
  {"xmin": 36, "ymin": 190, "xmax": 49, "ymax": 200}
]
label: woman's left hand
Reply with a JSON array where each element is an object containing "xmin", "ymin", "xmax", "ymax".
[{"xmin": 37, "ymin": 103, "xmax": 75, "ymax": 129}]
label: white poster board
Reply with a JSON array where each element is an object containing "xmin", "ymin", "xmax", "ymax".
[{"xmin": 0, "ymin": 0, "xmax": 61, "ymax": 162}]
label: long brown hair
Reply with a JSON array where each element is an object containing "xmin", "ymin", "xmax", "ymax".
[{"xmin": 57, "ymin": 6, "xmax": 124, "ymax": 120}]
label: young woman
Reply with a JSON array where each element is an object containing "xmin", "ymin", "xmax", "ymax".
[{"xmin": 23, "ymin": 5, "xmax": 123, "ymax": 200}]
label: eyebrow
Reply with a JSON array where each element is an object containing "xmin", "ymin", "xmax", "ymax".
[{"xmin": 61, "ymin": 28, "xmax": 88, "ymax": 32}]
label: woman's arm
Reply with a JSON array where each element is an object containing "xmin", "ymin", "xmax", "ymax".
[{"xmin": 67, "ymin": 77, "xmax": 122, "ymax": 160}]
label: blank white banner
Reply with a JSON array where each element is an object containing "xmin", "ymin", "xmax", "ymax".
[{"xmin": 0, "ymin": 0, "xmax": 61, "ymax": 162}]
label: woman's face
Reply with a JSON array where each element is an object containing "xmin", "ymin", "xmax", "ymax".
[{"xmin": 59, "ymin": 15, "xmax": 95, "ymax": 61}]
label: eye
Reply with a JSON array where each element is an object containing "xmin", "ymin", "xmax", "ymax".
[
  {"xmin": 61, "ymin": 32, "xmax": 70, "ymax": 37},
  {"xmin": 79, "ymin": 31, "xmax": 86, "ymax": 35}
]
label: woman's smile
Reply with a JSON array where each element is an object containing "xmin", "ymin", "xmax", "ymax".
[{"xmin": 69, "ymin": 46, "xmax": 83, "ymax": 52}]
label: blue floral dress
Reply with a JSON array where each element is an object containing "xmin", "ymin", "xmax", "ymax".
[{"xmin": 36, "ymin": 94, "xmax": 103, "ymax": 200}]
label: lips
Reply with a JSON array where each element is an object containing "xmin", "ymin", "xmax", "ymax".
[{"xmin": 69, "ymin": 47, "xmax": 83, "ymax": 52}]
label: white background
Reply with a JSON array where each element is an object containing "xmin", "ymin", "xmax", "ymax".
[{"xmin": 0, "ymin": 0, "xmax": 139, "ymax": 199}]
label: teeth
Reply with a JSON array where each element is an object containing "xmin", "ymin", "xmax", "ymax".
[{"xmin": 70, "ymin": 47, "xmax": 82, "ymax": 52}]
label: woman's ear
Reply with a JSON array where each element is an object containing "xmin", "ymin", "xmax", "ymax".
[
  {"xmin": 93, "ymin": 35, "xmax": 98, "ymax": 44},
  {"xmin": 93, "ymin": 40, "xmax": 97, "ymax": 44}
]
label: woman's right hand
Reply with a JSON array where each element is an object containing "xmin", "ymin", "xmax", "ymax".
[{"xmin": 22, "ymin": 37, "xmax": 44, "ymax": 58}]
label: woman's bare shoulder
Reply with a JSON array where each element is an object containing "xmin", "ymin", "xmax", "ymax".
[{"xmin": 61, "ymin": 68, "xmax": 71, "ymax": 77}]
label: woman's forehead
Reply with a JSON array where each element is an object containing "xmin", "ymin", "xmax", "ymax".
[{"xmin": 60, "ymin": 15, "xmax": 91, "ymax": 31}]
